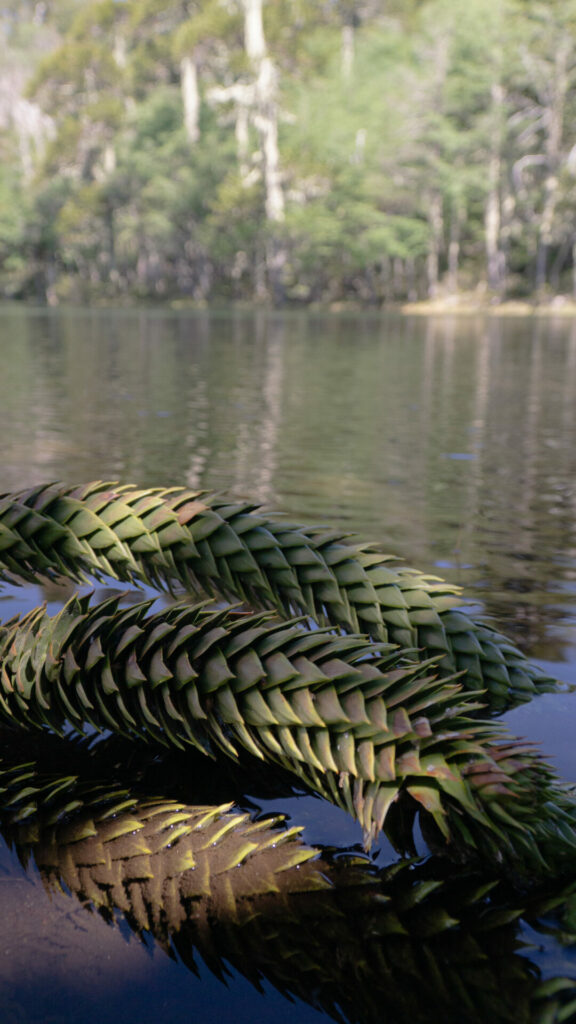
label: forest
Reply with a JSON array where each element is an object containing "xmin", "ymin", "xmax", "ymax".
[{"xmin": 1, "ymin": 0, "xmax": 575, "ymax": 307}]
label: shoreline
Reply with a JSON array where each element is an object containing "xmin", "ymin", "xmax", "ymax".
[
  {"xmin": 400, "ymin": 296, "xmax": 576, "ymax": 317},
  {"xmin": 3, "ymin": 295, "xmax": 576, "ymax": 318}
]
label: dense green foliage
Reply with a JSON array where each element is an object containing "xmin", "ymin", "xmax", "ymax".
[{"xmin": 2, "ymin": 0, "xmax": 576, "ymax": 305}]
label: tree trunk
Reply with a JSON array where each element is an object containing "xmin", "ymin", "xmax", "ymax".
[
  {"xmin": 242, "ymin": 0, "xmax": 285, "ymax": 301},
  {"xmin": 105, "ymin": 203, "xmax": 116, "ymax": 281},
  {"xmin": 235, "ymin": 102, "xmax": 250, "ymax": 181},
  {"xmin": 242, "ymin": 0, "xmax": 284, "ymax": 223},
  {"xmin": 393, "ymin": 257, "xmax": 404, "ymax": 299},
  {"xmin": 536, "ymin": 173, "xmax": 559, "ymax": 292},
  {"xmin": 485, "ymin": 168, "xmax": 503, "ymax": 293},
  {"xmin": 254, "ymin": 58, "xmax": 284, "ymax": 223},
  {"xmin": 485, "ymin": 84, "xmax": 506, "ymax": 295},
  {"xmin": 243, "ymin": 0, "xmax": 267, "ymax": 61},
  {"xmin": 113, "ymin": 32, "xmax": 127, "ymax": 70},
  {"xmin": 426, "ymin": 192, "xmax": 443, "ymax": 298},
  {"xmin": 447, "ymin": 202, "xmax": 464, "ymax": 295},
  {"xmin": 341, "ymin": 24, "xmax": 354, "ymax": 78},
  {"xmin": 209, "ymin": 1, "xmax": 286, "ymax": 298},
  {"xmin": 406, "ymin": 256, "xmax": 417, "ymax": 302},
  {"xmin": 4, "ymin": 84, "xmax": 54, "ymax": 182},
  {"xmin": 181, "ymin": 55, "xmax": 200, "ymax": 145},
  {"xmin": 549, "ymin": 236, "xmax": 570, "ymax": 292},
  {"xmin": 535, "ymin": 37, "xmax": 570, "ymax": 293}
]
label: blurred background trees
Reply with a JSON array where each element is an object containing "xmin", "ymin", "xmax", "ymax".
[{"xmin": 1, "ymin": 0, "xmax": 576, "ymax": 305}]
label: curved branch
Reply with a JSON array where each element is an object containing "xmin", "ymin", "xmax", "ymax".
[
  {"xmin": 0, "ymin": 481, "xmax": 558, "ymax": 705},
  {"xmin": 0, "ymin": 593, "xmax": 572, "ymax": 866}
]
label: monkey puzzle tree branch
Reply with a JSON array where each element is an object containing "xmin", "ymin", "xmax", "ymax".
[
  {"xmin": 0, "ymin": 481, "xmax": 557, "ymax": 705},
  {"xmin": 0, "ymin": 594, "xmax": 572, "ymax": 867}
]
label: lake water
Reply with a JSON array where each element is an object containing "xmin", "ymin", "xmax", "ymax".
[{"xmin": 0, "ymin": 305, "xmax": 575, "ymax": 1023}]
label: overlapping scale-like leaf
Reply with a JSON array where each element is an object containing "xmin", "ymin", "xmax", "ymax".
[
  {"xmin": 0, "ymin": 481, "xmax": 556, "ymax": 704},
  {"xmin": 0, "ymin": 594, "xmax": 572, "ymax": 865}
]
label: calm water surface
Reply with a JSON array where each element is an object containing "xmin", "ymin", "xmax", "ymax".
[{"xmin": 0, "ymin": 305, "xmax": 575, "ymax": 1022}]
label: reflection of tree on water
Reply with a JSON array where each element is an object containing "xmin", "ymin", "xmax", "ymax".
[
  {"xmin": 416, "ymin": 316, "xmax": 576, "ymax": 666},
  {"xmin": 0, "ymin": 731, "xmax": 574, "ymax": 1024},
  {"xmin": 1, "ymin": 308, "xmax": 575, "ymax": 667}
]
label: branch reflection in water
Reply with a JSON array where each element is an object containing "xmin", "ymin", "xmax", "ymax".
[{"xmin": 0, "ymin": 730, "xmax": 574, "ymax": 1024}]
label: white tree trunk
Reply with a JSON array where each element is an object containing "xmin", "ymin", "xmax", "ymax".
[
  {"xmin": 14, "ymin": 98, "xmax": 54, "ymax": 182},
  {"xmin": 113, "ymin": 33, "xmax": 127, "ymax": 69},
  {"xmin": 447, "ymin": 233, "xmax": 459, "ymax": 295},
  {"xmin": 240, "ymin": 0, "xmax": 284, "ymax": 223},
  {"xmin": 254, "ymin": 57, "xmax": 284, "ymax": 222},
  {"xmin": 208, "ymin": 0, "xmax": 285, "ymax": 296},
  {"xmin": 103, "ymin": 143, "xmax": 116, "ymax": 174},
  {"xmin": 181, "ymin": 54, "xmax": 200, "ymax": 145},
  {"xmin": 484, "ymin": 83, "xmax": 506, "ymax": 294},
  {"xmin": 243, "ymin": 0, "xmax": 267, "ymax": 61},
  {"xmin": 235, "ymin": 102, "xmax": 251, "ymax": 181},
  {"xmin": 209, "ymin": 2, "xmax": 284, "ymax": 222},
  {"xmin": 0, "ymin": 67, "xmax": 54, "ymax": 181},
  {"xmin": 341, "ymin": 24, "xmax": 355, "ymax": 78},
  {"xmin": 533, "ymin": 36, "xmax": 570, "ymax": 291},
  {"xmin": 426, "ymin": 192, "xmax": 443, "ymax": 297}
]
